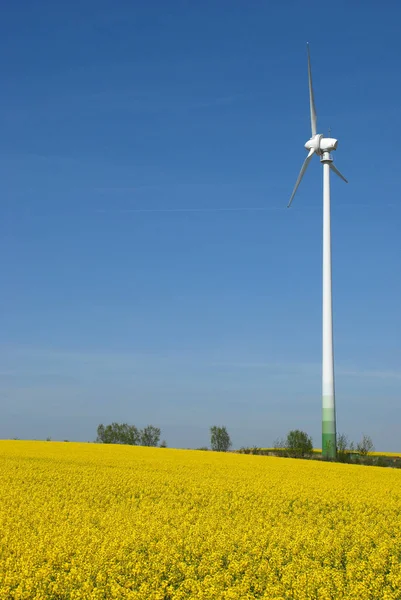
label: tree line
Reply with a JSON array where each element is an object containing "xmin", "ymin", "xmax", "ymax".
[
  {"xmin": 96, "ymin": 423, "xmax": 165, "ymax": 447},
  {"xmin": 94, "ymin": 423, "xmax": 233, "ymax": 451},
  {"xmin": 95, "ymin": 422, "xmax": 392, "ymax": 467}
]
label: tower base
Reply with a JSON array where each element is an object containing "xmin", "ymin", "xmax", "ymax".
[{"xmin": 322, "ymin": 431, "xmax": 336, "ymax": 459}]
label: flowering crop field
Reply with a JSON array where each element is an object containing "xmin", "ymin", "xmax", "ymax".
[{"xmin": 1, "ymin": 441, "xmax": 401, "ymax": 599}]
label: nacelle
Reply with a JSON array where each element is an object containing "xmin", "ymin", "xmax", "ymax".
[{"xmin": 320, "ymin": 137, "xmax": 338, "ymax": 152}]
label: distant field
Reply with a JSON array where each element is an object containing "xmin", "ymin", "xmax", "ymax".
[
  {"xmin": 260, "ymin": 448, "xmax": 401, "ymax": 457},
  {"xmin": 370, "ymin": 451, "xmax": 401, "ymax": 457},
  {"xmin": 1, "ymin": 441, "xmax": 401, "ymax": 599},
  {"xmin": 258, "ymin": 448, "xmax": 323, "ymax": 454}
]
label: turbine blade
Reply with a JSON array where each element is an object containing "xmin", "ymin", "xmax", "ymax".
[
  {"xmin": 330, "ymin": 163, "xmax": 348, "ymax": 183},
  {"xmin": 307, "ymin": 43, "xmax": 317, "ymax": 137},
  {"xmin": 287, "ymin": 148, "xmax": 315, "ymax": 208}
]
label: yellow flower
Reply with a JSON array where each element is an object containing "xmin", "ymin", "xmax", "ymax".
[{"xmin": 0, "ymin": 440, "xmax": 401, "ymax": 599}]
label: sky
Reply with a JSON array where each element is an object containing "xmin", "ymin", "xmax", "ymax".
[{"xmin": 0, "ymin": 1, "xmax": 400, "ymax": 450}]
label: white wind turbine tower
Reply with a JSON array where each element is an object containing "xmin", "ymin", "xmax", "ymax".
[{"xmin": 288, "ymin": 44, "xmax": 348, "ymax": 459}]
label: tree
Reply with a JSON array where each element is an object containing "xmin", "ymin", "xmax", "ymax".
[
  {"xmin": 140, "ymin": 425, "xmax": 161, "ymax": 447},
  {"xmin": 356, "ymin": 434, "xmax": 374, "ymax": 456},
  {"xmin": 120, "ymin": 423, "xmax": 141, "ymax": 445},
  {"xmin": 284, "ymin": 429, "xmax": 313, "ymax": 458},
  {"xmin": 96, "ymin": 424, "xmax": 105, "ymax": 442},
  {"xmin": 210, "ymin": 426, "xmax": 232, "ymax": 452},
  {"xmin": 336, "ymin": 433, "xmax": 354, "ymax": 463},
  {"xmin": 96, "ymin": 422, "xmax": 162, "ymax": 446},
  {"xmin": 96, "ymin": 422, "xmax": 140, "ymax": 445}
]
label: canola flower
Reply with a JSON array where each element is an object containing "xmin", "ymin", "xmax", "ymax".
[{"xmin": 1, "ymin": 441, "xmax": 401, "ymax": 599}]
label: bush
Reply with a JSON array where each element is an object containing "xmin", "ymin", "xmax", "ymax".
[
  {"xmin": 272, "ymin": 438, "xmax": 287, "ymax": 457},
  {"xmin": 238, "ymin": 447, "xmax": 267, "ymax": 456}
]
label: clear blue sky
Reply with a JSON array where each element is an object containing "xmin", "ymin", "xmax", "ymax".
[{"xmin": 1, "ymin": 1, "xmax": 400, "ymax": 450}]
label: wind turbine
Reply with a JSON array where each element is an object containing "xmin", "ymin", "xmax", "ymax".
[{"xmin": 287, "ymin": 44, "xmax": 348, "ymax": 459}]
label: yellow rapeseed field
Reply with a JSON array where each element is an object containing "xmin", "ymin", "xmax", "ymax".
[{"xmin": 1, "ymin": 441, "xmax": 401, "ymax": 599}]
